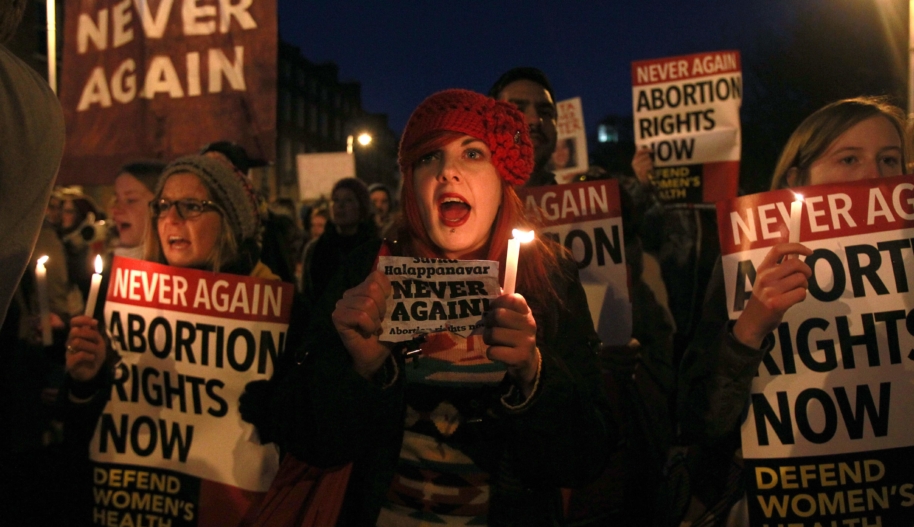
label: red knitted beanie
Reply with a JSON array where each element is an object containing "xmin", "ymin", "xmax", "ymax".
[{"xmin": 398, "ymin": 89, "xmax": 534, "ymax": 186}]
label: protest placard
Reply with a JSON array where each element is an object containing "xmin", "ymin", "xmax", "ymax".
[
  {"xmin": 378, "ymin": 256, "xmax": 500, "ymax": 343},
  {"xmin": 518, "ymin": 179, "xmax": 631, "ymax": 346},
  {"xmin": 716, "ymin": 175, "xmax": 914, "ymax": 525},
  {"xmin": 548, "ymin": 97, "xmax": 590, "ymax": 184},
  {"xmin": 59, "ymin": 0, "xmax": 277, "ymax": 185},
  {"xmin": 89, "ymin": 257, "xmax": 293, "ymax": 526},
  {"xmin": 632, "ymin": 50, "xmax": 741, "ymax": 205},
  {"xmin": 296, "ymin": 152, "xmax": 356, "ymax": 201}
]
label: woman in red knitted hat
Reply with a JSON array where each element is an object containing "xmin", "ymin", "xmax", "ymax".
[{"xmin": 253, "ymin": 89, "xmax": 614, "ymax": 525}]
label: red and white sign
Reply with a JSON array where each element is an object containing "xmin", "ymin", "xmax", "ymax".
[
  {"xmin": 632, "ymin": 50, "xmax": 741, "ymax": 204},
  {"xmin": 519, "ymin": 179, "xmax": 631, "ymax": 346},
  {"xmin": 89, "ymin": 257, "xmax": 293, "ymax": 526},
  {"xmin": 548, "ymin": 97, "xmax": 589, "ymax": 184},
  {"xmin": 717, "ymin": 175, "xmax": 914, "ymax": 525}
]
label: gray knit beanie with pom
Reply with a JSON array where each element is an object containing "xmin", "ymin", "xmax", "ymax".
[{"xmin": 157, "ymin": 155, "xmax": 260, "ymax": 242}]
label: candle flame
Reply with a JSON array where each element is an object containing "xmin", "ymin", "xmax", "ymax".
[
  {"xmin": 793, "ymin": 192, "xmax": 804, "ymax": 202},
  {"xmin": 511, "ymin": 229, "xmax": 535, "ymax": 243},
  {"xmin": 94, "ymin": 254, "xmax": 104, "ymax": 274},
  {"xmin": 37, "ymin": 255, "xmax": 49, "ymax": 266}
]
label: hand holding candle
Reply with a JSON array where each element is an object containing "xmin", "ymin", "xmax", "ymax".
[
  {"xmin": 35, "ymin": 255, "xmax": 52, "ymax": 346},
  {"xmin": 84, "ymin": 255, "xmax": 103, "ymax": 317},
  {"xmin": 503, "ymin": 229, "xmax": 535, "ymax": 296}
]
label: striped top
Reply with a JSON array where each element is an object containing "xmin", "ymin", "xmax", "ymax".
[{"xmin": 378, "ymin": 332, "xmax": 506, "ymax": 525}]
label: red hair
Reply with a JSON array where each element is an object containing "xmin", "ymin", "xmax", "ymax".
[{"xmin": 394, "ymin": 131, "xmax": 564, "ymax": 312}]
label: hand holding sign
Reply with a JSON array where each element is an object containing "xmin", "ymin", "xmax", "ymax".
[
  {"xmin": 631, "ymin": 147, "xmax": 654, "ymax": 185},
  {"xmin": 66, "ymin": 315, "xmax": 108, "ymax": 384},
  {"xmin": 332, "ymin": 270, "xmax": 394, "ymax": 380},
  {"xmin": 483, "ymin": 293, "xmax": 539, "ymax": 398},
  {"xmin": 732, "ymin": 242, "xmax": 813, "ymax": 349}
]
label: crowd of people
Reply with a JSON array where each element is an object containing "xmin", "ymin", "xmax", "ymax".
[{"xmin": 2, "ymin": 2, "xmax": 910, "ymax": 523}]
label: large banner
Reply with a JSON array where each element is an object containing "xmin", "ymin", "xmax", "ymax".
[
  {"xmin": 548, "ymin": 97, "xmax": 590, "ymax": 184},
  {"xmin": 90, "ymin": 257, "xmax": 293, "ymax": 526},
  {"xmin": 716, "ymin": 175, "xmax": 914, "ymax": 525},
  {"xmin": 632, "ymin": 50, "xmax": 741, "ymax": 205},
  {"xmin": 519, "ymin": 179, "xmax": 631, "ymax": 346},
  {"xmin": 59, "ymin": 0, "xmax": 277, "ymax": 185}
]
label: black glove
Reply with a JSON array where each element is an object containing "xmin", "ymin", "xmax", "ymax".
[{"xmin": 239, "ymin": 379, "xmax": 277, "ymax": 445}]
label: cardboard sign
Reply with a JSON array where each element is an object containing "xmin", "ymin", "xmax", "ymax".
[
  {"xmin": 378, "ymin": 256, "xmax": 500, "ymax": 343},
  {"xmin": 58, "ymin": 0, "xmax": 278, "ymax": 185},
  {"xmin": 548, "ymin": 97, "xmax": 590, "ymax": 183},
  {"xmin": 518, "ymin": 179, "xmax": 631, "ymax": 346},
  {"xmin": 632, "ymin": 50, "xmax": 741, "ymax": 204},
  {"xmin": 296, "ymin": 152, "xmax": 356, "ymax": 201},
  {"xmin": 90, "ymin": 257, "xmax": 293, "ymax": 526},
  {"xmin": 716, "ymin": 175, "xmax": 914, "ymax": 525}
]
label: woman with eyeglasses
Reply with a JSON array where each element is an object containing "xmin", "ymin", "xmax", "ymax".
[
  {"xmin": 66, "ymin": 155, "xmax": 273, "ymax": 381},
  {"xmin": 59, "ymin": 155, "xmax": 280, "ymax": 525}
]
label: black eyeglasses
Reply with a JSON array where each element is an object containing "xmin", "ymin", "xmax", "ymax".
[{"xmin": 150, "ymin": 198, "xmax": 222, "ymax": 220}]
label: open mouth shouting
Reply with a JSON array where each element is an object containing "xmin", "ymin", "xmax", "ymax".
[
  {"xmin": 438, "ymin": 194, "xmax": 471, "ymax": 227},
  {"xmin": 114, "ymin": 217, "xmax": 146, "ymax": 248},
  {"xmin": 411, "ymin": 134, "xmax": 503, "ymax": 258},
  {"xmin": 167, "ymin": 234, "xmax": 190, "ymax": 250}
]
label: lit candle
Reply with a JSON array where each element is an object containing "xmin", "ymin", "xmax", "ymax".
[
  {"xmin": 503, "ymin": 229, "xmax": 535, "ymax": 296},
  {"xmin": 35, "ymin": 255, "xmax": 52, "ymax": 346},
  {"xmin": 84, "ymin": 254, "xmax": 103, "ymax": 317},
  {"xmin": 788, "ymin": 193, "xmax": 804, "ymax": 244}
]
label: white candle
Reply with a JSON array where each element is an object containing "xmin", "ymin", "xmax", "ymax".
[
  {"xmin": 35, "ymin": 255, "xmax": 52, "ymax": 346},
  {"xmin": 84, "ymin": 254, "xmax": 103, "ymax": 317},
  {"xmin": 788, "ymin": 193, "xmax": 804, "ymax": 244},
  {"xmin": 503, "ymin": 229, "xmax": 535, "ymax": 296}
]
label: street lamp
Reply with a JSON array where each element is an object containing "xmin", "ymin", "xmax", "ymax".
[{"xmin": 346, "ymin": 132, "xmax": 373, "ymax": 153}]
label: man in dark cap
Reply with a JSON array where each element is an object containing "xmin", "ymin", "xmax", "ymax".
[
  {"xmin": 200, "ymin": 140, "xmax": 251, "ymax": 174},
  {"xmin": 488, "ymin": 67, "xmax": 558, "ymax": 187}
]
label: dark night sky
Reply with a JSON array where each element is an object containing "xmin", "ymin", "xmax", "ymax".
[{"xmin": 277, "ymin": 1, "xmax": 798, "ymax": 134}]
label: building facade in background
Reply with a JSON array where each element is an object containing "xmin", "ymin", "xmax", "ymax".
[{"xmin": 276, "ymin": 42, "xmax": 398, "ymax": 201}]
